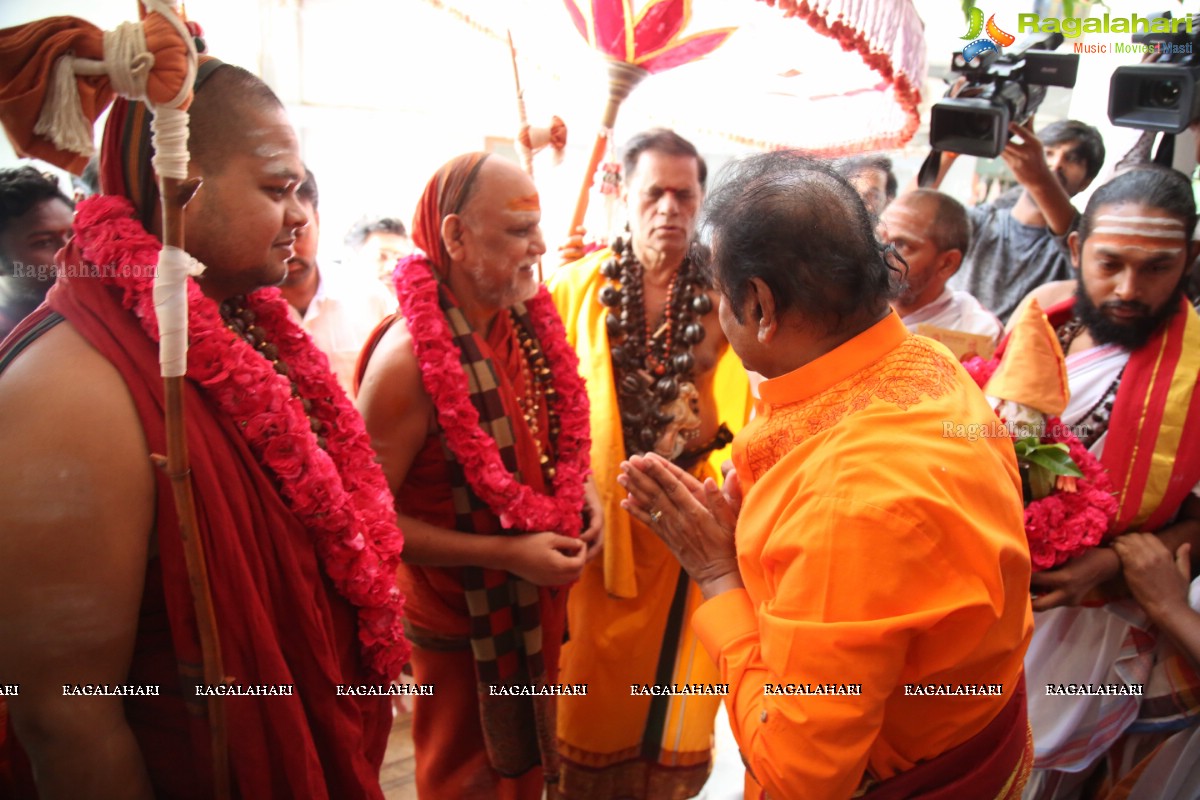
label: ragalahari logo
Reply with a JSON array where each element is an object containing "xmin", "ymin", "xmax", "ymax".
[{"xmin": 961, "ymin": 8, "xmax": 1015, "ymax": 63}]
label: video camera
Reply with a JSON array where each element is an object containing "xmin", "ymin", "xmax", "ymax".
[
  {"xmin": 930, "ymin": 32, "xmax": 1079, "ymax": 158},
  {"xmin": 1109, "ymin": 11, "xmax": 1200, "ymax": 133}
]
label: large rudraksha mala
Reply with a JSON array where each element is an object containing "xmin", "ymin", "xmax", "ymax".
[{"xmin": 599, "ymin": 235, "xmax": 713, "ymax": 458}]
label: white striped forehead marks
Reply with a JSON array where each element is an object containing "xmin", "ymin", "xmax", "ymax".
[{"xmin": 1090, "ymin": 212, "xmax": 1186, "ymax": 256}]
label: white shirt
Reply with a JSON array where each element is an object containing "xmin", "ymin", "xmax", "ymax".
[
  {"xmin": 288, "ymin": 267, "xmax": 398, "ymax": 396},
  {"xmin": 901, "ymin": 287, "xmax": 1004, "ymax": 345}
]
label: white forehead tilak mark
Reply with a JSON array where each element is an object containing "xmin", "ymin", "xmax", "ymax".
[
  {"xmin": 1094, "ymin": 244, "xmax": 1185, "ymax": 255},
  {"xmin": 1091, "ymin": 214, "xmax": 1186, "ymax": 239},
  {"xmin": 254, "ymin": 143, "xmax": 289, "ymax": 159},
  {"xmin": 1094, "ymin": 215, "xmax": 1185, "ymax": 226},
  {"xmin": 261, "ymin": 161, "xmax": 295, "ymax": 178}
]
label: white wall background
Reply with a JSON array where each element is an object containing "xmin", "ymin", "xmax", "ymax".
[{"xmin": 4, "ymin": 0, "xmax": 1199, "ymax": 263}]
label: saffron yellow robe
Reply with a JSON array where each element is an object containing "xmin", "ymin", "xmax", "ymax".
[
  {"xmin": 549, "ymin": 249, "xmax": 751, "ymax": 798},
  {"xmin": 693, "ymin": 313, "xmax": 1034, "ymax": 798}
]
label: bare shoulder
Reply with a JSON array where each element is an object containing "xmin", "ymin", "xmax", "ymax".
[
  {"xmin": 356, "ymin": 315, "xmax": 433, "ymax": 421},
  {"xmin": 0, "ymin": 319, "xmax": 154, "ymax": 702},
  {"xmin": 1030, "ymin": 280, "xmax": 1076, "ymax": 309},
  {"xmin": 0, "ymin": 320, "xmax": 152, "ymax": 480},
  {"xmin": 1007, "ymin": 280, "xmax": 1076, "ymax": 333},
  {"xmin": 355, "ymin": 315, "xmax": 436, "ymax": 491}
]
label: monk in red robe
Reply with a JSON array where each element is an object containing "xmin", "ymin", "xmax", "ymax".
[
  {"xmin": 356, "ymin": 153, "xmax": 603, "ymax": 799},
  {"xmin": 0, "ymin": 62, "xmax": 407, "ymax": 798},
  {"xmin": 620, "ymin": 153, "xmax": 1035, "ymax": 799}
]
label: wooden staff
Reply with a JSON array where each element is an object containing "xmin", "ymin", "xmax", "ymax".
[
  {"xmin": 508, "ymin": 29, "xmax": 534, "ymax": 178},
  {"xmin": 507, "ymin": 29, "xmax": 546, "ymax": 282},
  {"xmin": 563, "ymin": 59, "xmax": 647, "ymax": 257},
  {"xmin": 151, "ymin": 172, "xmax": 230, "ymax": 799},
  {"xmin": 139, "ymin": 4, "xmax": 229, "ymax": 796}
]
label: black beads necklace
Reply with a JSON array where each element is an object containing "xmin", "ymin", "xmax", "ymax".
[
  {"xmin": 599, "ymin": 235, "xmax": 712, "ymax": 457},
  {"xmin": 1056, "ymin": 317, "xmax": 1124, "ymax": 449},
  {"xmin": 220, "ymin": 296, "xmax": 328, "ymax": 450},
  {"xmin": 1056, "ymin": 316, "xmax": 1087, "ymax": 353}
]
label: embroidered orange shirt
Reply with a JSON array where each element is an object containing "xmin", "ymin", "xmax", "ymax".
[{"xmin": 692, "ymin": 312, "xmax": 1033, "ymax": 799}]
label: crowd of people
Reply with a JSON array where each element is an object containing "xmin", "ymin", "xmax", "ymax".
[{"xmin": 0, "ymin": 32, "xmax": 1199, "ymax": 800}]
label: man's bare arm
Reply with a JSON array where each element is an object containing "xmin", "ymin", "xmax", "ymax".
[
  {"xmin": 1032, "ymin": 497, "xmax": 1200, "ymax": 611},
  {"xmin": 1003, "ymin": 122, "xmax": 1079, "ymax": 235},
  {"xmin": 0, "ymin": 322, "xmax": 155, "ymax": 799},
  {"xmin": 1153, "ymin": 495, "xmax": 1200, "ymax": 575},
  {"xmin": 1113, "ymin": 534, "xmax": 1200, "ymax": 669},
  {"xmin": 356, "ymin": 319, "xmax": 586, "ymax": 586}
]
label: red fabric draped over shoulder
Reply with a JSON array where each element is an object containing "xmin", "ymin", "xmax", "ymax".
[{"xmin": 0, "ymin": 262, "xmax": 392, "ymax": 799}]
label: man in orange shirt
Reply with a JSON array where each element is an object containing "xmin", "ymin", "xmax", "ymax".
[{"xmin": 620, "ymin": 152, "xmax": 1035, "ymax": 798}]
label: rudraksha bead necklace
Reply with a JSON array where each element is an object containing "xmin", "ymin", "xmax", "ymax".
[
  {"xmin": 1056, "ymin": 317, "xmax": 1124, "ymax": 449},
  {"xmin": 510, "ymin": 309, "xmax": 561, "ymax": 481},
  {"xmin": 599, "ymin": 235, "xmax": 712, "ymax": 456}
]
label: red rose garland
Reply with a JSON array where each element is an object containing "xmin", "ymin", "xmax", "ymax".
[
  {"xmin": 394, "ymin": 254, "xmax": 590, "ymax": 536},
  {"xmin": 962, "ymin": 354, "xmax": 999, "ymax": 388},
  {"xmin": 73, "ymin": 196, "xmax": 409, "ymax": 680},
  {"xmin": 1023, "ymin": 417, "xmax": 1118, "ymax": 571},
  {"xmin": 963, "ymin": 356, "xmax": 1118, "ymax": 572}
]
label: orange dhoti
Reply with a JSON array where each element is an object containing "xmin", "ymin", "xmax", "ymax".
[
  {"xmin": 556, "ymin": 508, "xmax": 723, "ymax": 799},
  {"xmin": 550, "ymin": 249, "xmax": 750, "ymax": 799}
]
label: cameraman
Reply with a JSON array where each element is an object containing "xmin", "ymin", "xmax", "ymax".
[{"xmin": 926, "ymin": 119, "xmax": 1105, "ymax": 322}]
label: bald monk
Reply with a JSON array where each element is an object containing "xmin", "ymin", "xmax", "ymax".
[
  {"xmin": 550, "ymin": 128, "xmax": 750, "ymax": 799},
  {"xmin": 877, "ymin": 189, "xmax": 1002, "ymax": 345},
  {"xmin": 356, "ymin": 153, "xmax": 603, "ymax": 799},
  {"xmin": 0, "ymin": 62, "xmax": 407, "ymax": 798},
  {"xmin": 621, "ymin": 152, "xmax": 1034, "ymax": 799}
]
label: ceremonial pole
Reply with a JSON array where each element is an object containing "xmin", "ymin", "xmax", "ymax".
[
  {"xmin": 139, "ymin": 2, "xmax": 230, "ymax": 795},
  {"xmin": 557, "ymin": 0, "xmax": 731, "ymax": 258}
]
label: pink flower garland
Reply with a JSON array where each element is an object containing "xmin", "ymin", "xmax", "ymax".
[
  {"xmin": 394, "ymin": 254, "xmax": 591, "ymax": 536},
  {"xmin": 73, "ymin": 196, "xmax": 409, "ymax": 680},
  {"xmin": 962, "ymin": 354, "xmax": 999, "ymax": 388},
  {"xmin": 964, "ymin": 356, "xmax": 1118, "ymax": 572}
]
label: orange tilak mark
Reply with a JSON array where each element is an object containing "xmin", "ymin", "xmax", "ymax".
[{"xmin": 508, "ymin": 194, "xmax": 541, "ymax": 212}]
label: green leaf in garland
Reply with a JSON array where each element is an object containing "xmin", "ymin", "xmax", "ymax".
[
  {"xmin": 1028, "ymin": 464, "xmax": 1057, "ymax": 500},
  {"xmin": 1013, "ymin": 437, "xmax": 1084, "ymax": 477},
  {"xmin": 1024, "ymin": 447, "xmax": 1084, "ymax": 477}
]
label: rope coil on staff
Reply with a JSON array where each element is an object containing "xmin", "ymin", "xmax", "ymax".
[
  {"xmin": 101, "ymin": 21, "xmax": 155, "ymax": 95},
  {"xmin": 0, "ymin": 2, "xmax": 226, "ymax": 796},
  {"xmin": 515, "ymin": 117, "xmax": 568, "ymax": 168},
  {"xmin": 154, "ymin": 247, "xmax": 205, "ymax": 377},
  {"xmin": 32, "ymin": 0, "xmax": 200, "ymax": 377}
]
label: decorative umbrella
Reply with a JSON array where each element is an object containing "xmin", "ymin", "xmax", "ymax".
[
  {"xmin": 416, "ymin": 0, "xmax": 927, "ymax": 243},
  {"xmin": 0, "ymin": 3, "xmax": 228, "ymax": 796},
  {"xmin": 559, "ymin": 0, "xmax": 735, "ymax": 238}
]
